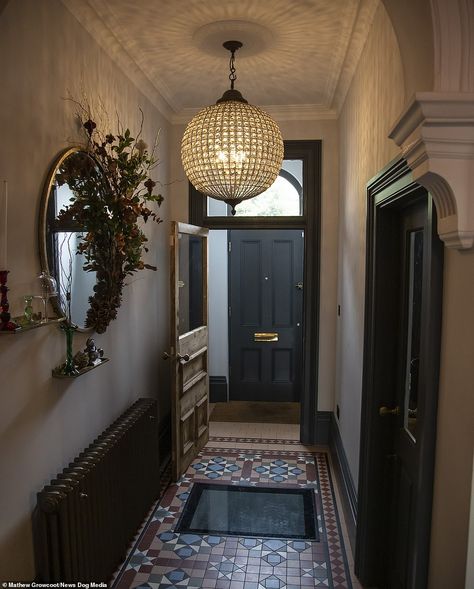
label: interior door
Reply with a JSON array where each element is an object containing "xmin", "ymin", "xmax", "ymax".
[
  {"xmin": 229, "ymin": 229, "xmax": 304, "ymax": 402},
  {"xmin": 168, "ymin": 222, "xmax": 209, "ymax": 481},
  {"xmin": 384, "ymin": 199, "xmax": 429, "ymax": 587},
  {"xmin": 356, "ymin": 171, "xmax": 443, "ymax": 589}
]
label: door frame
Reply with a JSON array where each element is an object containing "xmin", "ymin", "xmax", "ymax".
[
  {"xmin": 355, "ymin": 158, "xmax": 444, "ymax": 587},
  {"xmin": 189, "ymin": 140, "xmax": 321, "ymax": 444}
]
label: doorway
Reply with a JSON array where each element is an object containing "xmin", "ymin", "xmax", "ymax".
[
  {"xmin": 190, "ymin": 140, "xmax": 321, "ymax": 443},
  {"xmin": 356, "ymin": 159, "xmax": 444, "ymax": 588}
]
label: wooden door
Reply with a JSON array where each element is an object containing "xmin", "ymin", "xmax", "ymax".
[
  {"xmin": 229, "ymin": 229, "xmax": 304, "ymax": 402},
  {"xmin": 168, "ymin": 222, "xmax": 209, "ymax": 481},
  {"xmin": 356, "ymin": 160, "xmax": 443, "ymax": 589}
]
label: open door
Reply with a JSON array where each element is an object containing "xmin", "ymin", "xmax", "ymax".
[{"xmin": 166, "ymin": 222, "xmax": 209, "ymax": 481}]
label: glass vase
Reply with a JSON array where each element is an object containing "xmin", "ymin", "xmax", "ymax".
[{"xmin": 60, "ymin": 323, "xmax": 79, "ymax": 376}]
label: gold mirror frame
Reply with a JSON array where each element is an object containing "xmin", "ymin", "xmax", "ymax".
[{"xmin": 38, "ymin": 147, "xmax": 101, "ymax": 332}]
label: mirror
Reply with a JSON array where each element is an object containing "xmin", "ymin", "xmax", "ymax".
[{"xmin": 39, "ymin": 148, "xmax": 108, "ymax": 330}]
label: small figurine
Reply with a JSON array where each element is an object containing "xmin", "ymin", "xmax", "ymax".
[{"xmin": 85, "ymin": 337, "xmax": 104, "ymax": 366}]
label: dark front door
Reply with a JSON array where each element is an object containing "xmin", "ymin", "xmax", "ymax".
[
  {"xmin": 356, "ymin": 161, "xmax": 443, "ymax": 589},
  {"xmin": 229, "ymin": 229, "xmax": 304, "ymax": 402}
]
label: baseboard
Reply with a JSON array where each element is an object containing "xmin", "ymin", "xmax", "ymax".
[
  {"xmin": 329, "ymin": 414, "xmax": 357, "ymax": 552},
  {"xmin": 315, "ymin": 411, "xmax": 331, "ymax": 444},
  {"xmin": 210, "ymin": 376, "xmax": 228, "ymax": 403}
]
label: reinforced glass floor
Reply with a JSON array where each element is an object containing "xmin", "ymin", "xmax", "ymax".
[{"xmin": 176, "ymin": 482, "xmax": 318, "ymax": 540}]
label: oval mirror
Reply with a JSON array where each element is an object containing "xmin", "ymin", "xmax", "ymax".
[{"xmin": 39, "ymin": 148, "xmax": 107, "ymax": 330}]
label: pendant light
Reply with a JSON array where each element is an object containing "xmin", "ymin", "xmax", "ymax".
[{"xmin": 181, "ymin": 41, "xmax": 284, "ymax": 214}]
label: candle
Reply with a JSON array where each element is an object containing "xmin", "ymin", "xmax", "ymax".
[{"xmin": 0, "ymin": 180, "xmax": 7, "ymax": 270}]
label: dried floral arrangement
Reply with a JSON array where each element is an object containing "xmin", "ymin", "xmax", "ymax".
[{"xmin": 57, "ymin": 100, "xmax": 163, "ymax": 333}]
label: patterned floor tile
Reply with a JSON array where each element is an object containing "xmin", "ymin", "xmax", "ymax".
[{"xmin": 113, "ymin": 439, "xmax": 354, "ymax": 589}]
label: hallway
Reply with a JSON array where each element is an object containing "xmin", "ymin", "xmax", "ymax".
[
  {"xmin": 1, "ymin": 1, "xmax": 473, "ymax": 586},
  {"xmin": 113, "ymin": 422, "xmax": 359, "ymax": 589}
]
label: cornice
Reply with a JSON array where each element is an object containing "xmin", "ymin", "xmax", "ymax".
[
  {"xmin": 331, "ymin": 0, "xmax": 379, "ymax": 113},
  {"xmin": 61, "ymin": 0, "xmax": 365, "ymax": 125},
  {"xmin": 61, "ymin": 0, "xmax": 175, "ymax": 121},
  {"xmin": 389, "ymin": 92, "xmax": 474, "ymax": 249}
]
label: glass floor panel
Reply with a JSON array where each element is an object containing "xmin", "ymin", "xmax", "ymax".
[{"xmin": 176, "ymin": 483, "xmax": 318, "ymax": 540}]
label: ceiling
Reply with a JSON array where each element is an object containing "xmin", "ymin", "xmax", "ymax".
[{"xmin": 62, "ymin": 0, "xmax": 379, "ymax": 122}]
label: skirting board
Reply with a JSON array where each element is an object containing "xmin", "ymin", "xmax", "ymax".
[
  {"xmin": 329, "ymin": 414, "xmax": 357, "ymax": 552},
  {"xmin": 210, "ymin": 376, "xmax": 228, "ymax": 403},
  {"xmin": 315, "ymin": 411, "xmax": 331, "ymax": 444}
]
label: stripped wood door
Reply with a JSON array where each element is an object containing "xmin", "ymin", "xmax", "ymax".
[{"xmin": 169, "ymin": 222, "xmax": 209, "ymax": 481}]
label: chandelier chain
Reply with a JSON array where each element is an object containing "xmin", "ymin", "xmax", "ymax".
[{"xmin": 229, "ymin": 50, "xmax": 237, "ymax": 90}]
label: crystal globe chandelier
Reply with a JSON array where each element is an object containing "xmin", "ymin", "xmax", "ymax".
[{"xmin": 181, "ymin": 41, "xmax": 284, "ymax": 214}]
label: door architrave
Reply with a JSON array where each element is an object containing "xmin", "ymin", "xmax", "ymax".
[
  {"xmin": 189, "ymin": 140, "xmax": 321, "ymax": 444},
  {"xmin": 355, "ymin": 157, "xmax": 444, "ymax": 587}
]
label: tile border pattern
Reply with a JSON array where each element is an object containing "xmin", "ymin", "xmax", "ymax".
[{"xmin": 112, "ymin": 439, "xmax": 353, "ymax": 589}]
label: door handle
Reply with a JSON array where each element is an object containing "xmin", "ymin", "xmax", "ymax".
[
  {"xmin": 379, "ymin": 405, "xmax": 400, "ymax": 417},
  {"xmin": 295, "ymin": 281, "xmax": 303, "ymax": 290}
]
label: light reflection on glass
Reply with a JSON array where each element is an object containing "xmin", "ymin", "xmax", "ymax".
[{"xmin": 404, "ymin": 230, "xmax": 424, "ymax": 441}]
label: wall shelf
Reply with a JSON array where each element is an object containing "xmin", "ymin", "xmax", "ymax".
[
  {"xmin": 52, "ymin": 358, "xmax": 109, "ymax": 379},
  {"xmin": 0, "ymin": 316, "xmax": 65, "ymax": 334}
]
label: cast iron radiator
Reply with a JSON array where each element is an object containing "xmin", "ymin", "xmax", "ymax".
[{"xmin": 33, "ymin": 397, "xmax": 159, "ymax": 582}]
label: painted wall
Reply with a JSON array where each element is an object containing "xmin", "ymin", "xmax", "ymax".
[
  {"xmin": 336, "ymin": 3, "xmax": 405, "ymax": 485},
  {"xmin": 381, "ymin": 0, "xmax": 434, "ymax": 97},
  {"xmin": 428, "ymin": 247, "xmax": 474, "ymax": 588},
  {"xmin": 170, "ymin": 118, "xmax": 339, "ymax": 412},
  {"xmin": 464, "ymin": 452, "xmax": 474, "ymax": 589},
  {"xmin": 0, "ymin": 0, "xmax": 171, "ymax": 580}
]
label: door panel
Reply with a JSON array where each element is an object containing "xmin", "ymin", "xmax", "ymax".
[
  {"xmin": 169, "ymin": 222, "xmax": 209, "ymax": 481},
  {"xmin": 240, "ymin": 240, "xmax": 262, "ymax": 326},
  {"xmin": 229, "ymin": 229, "xmax": 304, "ymax": 402}
]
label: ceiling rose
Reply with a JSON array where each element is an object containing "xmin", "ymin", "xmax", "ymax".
[{"xmin": 192, "ymin": 20, "xmax": 275, "ymax": 58}]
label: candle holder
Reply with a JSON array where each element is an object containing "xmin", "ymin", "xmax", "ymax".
[{"xmin": 0, "ymin": 270, "xmax": 18, "ymax": 331}]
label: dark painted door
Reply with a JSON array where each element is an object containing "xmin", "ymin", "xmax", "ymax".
[
  {"xmin": 229, "ymin": 229, "xmax": 304, "ymax": 402},
  {"xmin": 356, "ymin": 174, "xmax": 443, "ymax": 589},
  {"xmin": 385, "ymin": 199, "xmax": 428, "ymax": 587}
]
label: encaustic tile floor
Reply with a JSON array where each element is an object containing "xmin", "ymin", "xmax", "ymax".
[{"xmin": 113, "ymin": 423, "xmax": 361, "ymax": 589}]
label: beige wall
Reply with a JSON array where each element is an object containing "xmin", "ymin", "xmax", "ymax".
[
  {"xmin": 0, "ymin": 0, "xmax": 171, "ymax": 580},
  {"xmin": 170, "ymin": 118, "xmax": 339, "ymax": 412},
  {"xmin": 429, "ymin": 248, "xmax": 474, "ymax": 588},
  {"xmin": 381, "ymin": 0, "xmax": 434, "ymax": 97},
  {"xmin": 336, "ymin": 3, "xmax": 405, "ymax": 484}
]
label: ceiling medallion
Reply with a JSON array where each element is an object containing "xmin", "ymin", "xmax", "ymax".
[{"xmin": 181, "ymin": 40, "xmax": 284, "ymax": 214}]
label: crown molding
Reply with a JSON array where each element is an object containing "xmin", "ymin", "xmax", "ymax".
[
  {"xmin": 390, "ymin": 92, "xmax": 474, "ymax": 249},
  {"xmin": 60, "ymin": 0, "xmax": 373, "ymax": 125},
  {"xmin": 331, "ymin": 0, "xmax": 379, "ymax": 113},
  {"xmin": 60, "ymin": 0, "xmax": 175, "ymax": 121}
]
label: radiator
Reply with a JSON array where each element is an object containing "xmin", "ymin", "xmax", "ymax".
[{"xmin": 33, "ymin": 397, "xmax": 160, "ymax": 582}]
